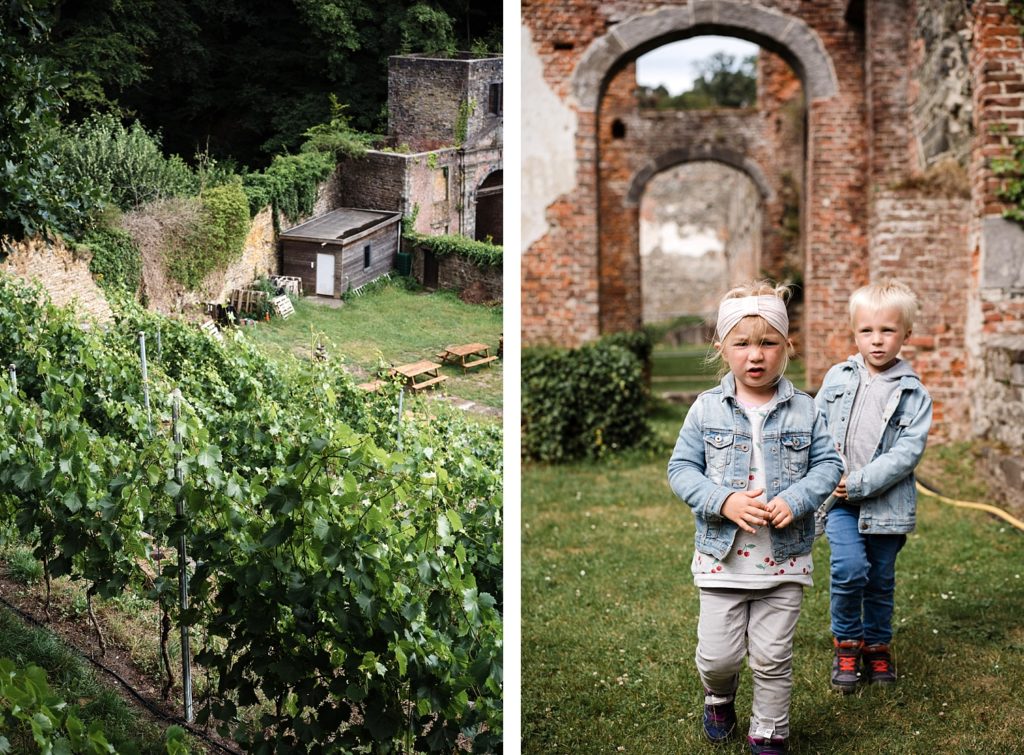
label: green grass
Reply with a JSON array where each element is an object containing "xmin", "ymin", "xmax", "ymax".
[
  {"xmin": 652, "ymin": 344, "xmax": 807, "ymax": 394},
  {"xmin": 244, "ymin": 284, "xmax": 503, "ymax": 408},
  {"xmin": 522, "ymin": 410, "xmax": 1024, "ymax": 753},
  {"xmin": 0, "ymin": 605, "xmax": 194, "ymax": 753}
]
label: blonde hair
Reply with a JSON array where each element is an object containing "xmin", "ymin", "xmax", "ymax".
[
  {"xmin": 848, "ymin": 279, "xmax": 918, "ymax": 331},
  {"xmin": 709, "ymin": 280, "xmax": 796, "ymax": 378}
]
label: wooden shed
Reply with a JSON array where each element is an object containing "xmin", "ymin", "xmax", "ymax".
[{"xmin": 280, "ymin": 208, "xmax": 402, "ymax": 297}]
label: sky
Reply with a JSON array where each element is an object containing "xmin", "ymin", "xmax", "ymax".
[{"xmin": 635, "ymin": 35, "xmax": 760, "ymax": 95}]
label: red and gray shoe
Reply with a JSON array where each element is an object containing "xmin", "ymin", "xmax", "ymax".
[
  {"xmin": 748, "ymin": 735, "xmax": 788, "ymax": 754},
  {"xmin": 863, "ymin": 643, "xmax": 897, "ymax": 685},
  {"xmin": 831, "ymin": 638, "xmax": 862, "ymax": 694}
]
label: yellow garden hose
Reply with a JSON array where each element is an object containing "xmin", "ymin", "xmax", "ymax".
[{"xmin": 916, "ymin": 479, "xmax": 1024, "ymax": 533}]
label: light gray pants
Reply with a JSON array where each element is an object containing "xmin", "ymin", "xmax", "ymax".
[{"xmin": 696, "ymin": 584, "xmax": 804, "ymax": 739}]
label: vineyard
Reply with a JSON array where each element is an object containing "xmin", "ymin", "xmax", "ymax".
[{"xmin": 0, "ymin": 272, "xmax": 503, "ymax": 752}]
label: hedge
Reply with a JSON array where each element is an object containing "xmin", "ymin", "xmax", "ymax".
[{"xmin": 522, "ymin": 337, "xmax": 652, "ymax": 462}]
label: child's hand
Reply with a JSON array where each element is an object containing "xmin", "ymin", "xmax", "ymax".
[
  {"xmin": 766, "ymin": 497, "xmax": 794, "ymax": 529},
  {"xmin": 834, "ymin": 475, "xmax": 848, "ymax": 499},
  {"xmin": 721, "ymin": 489, "xmax": 768, "ymax": 534}
]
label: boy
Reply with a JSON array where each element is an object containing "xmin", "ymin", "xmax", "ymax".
[{"xmin": 814, "ymin": 280, "xmax": 932, "ymax": 693}]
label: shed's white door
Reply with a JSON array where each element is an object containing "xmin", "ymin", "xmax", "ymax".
[{"xmin": 316, "ymin": 253, "xmax": 335, "ymax": 296}]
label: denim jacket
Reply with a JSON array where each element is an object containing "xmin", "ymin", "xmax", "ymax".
[
  {"xmin": 814, "ymin": 356, "xmax": 932, "ymax": 534},
  {"xmin": 667, "ymin": 375, "xmax": 843, "ymax": 561}
]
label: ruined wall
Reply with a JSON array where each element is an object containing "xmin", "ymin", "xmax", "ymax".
[
  {"xmin": 1, "ymin": 237, "xmax": 113, "ymax": 323},
  {"xmin": 639, "ymin": 162, "xmax": 761, "ymax": 323},
  {"xmin": 521, "ymin": 0, "xmax": 871, "ymax": 386},
  {"xmin": 408, "ymin": 246, "xmax": 503, "ymax": 300},
  {"xmin": 388, "ymin": 54, "xmax": 502, "ymax": 152}
]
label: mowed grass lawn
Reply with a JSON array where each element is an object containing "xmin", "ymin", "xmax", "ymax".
[
  {"xmin": 522, "ymin": 406, "xmax": 1024, "ymax": 753},
  {"xmin": 244, "ymin": 284, "xmax": 503, "ymax": 408},
  {"xmin": 652, "ymin": 344, "xmax": 806, "ymax": 394}
]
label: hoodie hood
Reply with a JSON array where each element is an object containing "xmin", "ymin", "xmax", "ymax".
[{"xmin": 848, "ymin": 353, "xmax": 917, "ymax": 382}]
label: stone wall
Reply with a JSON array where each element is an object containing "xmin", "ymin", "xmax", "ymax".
[
  {"xmin": 388, "ymin": 54, "xmax": 503, "ymax": 152},
  {"xmin": 408, "ymin": 245, "xmax": 502, "ymax": 301},
  {"xmin": 1, "ymin": 237, "xmax": 113, "ymax": 323},
  {"xmin": 639, "ymin": 162, "xmax": 761, "ymax": 324}
]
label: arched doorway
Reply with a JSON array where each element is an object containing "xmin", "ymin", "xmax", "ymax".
[{"xmin": 475, "ymin": 170, "xmax": 502, "ymax": 245}]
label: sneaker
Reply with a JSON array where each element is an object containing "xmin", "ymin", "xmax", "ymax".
[
  {"xmin": 863, "ymin": 643, "xmax": 897, "ymax": 685},
  {"xmin": 748, "ymin": 735, "xmax": 788, "ymax": 754},
  {"xmin": 831, "ymin": 638, "xmax": 862, "ymax": 693},
  {"xmin": 702, "ymin": 696, "xmax": 737, "ymax": 742}
]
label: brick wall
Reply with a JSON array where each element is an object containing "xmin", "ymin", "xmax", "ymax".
[
  {"xmin": 1, "ymin": 237, "xmax": 113, "ymax": 323},
  {"xmin": 521, "ymin": 0, "xmax": 870, "ymax": 387}
]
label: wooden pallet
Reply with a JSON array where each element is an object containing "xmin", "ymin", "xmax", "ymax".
[
  {"xmin": 271, "ymin": 295, "xmax": 295, "ymax": 319},
  {"xmin": 230, "ymin": 288, "xmax": 268, "ymax": 314},
  {"xmin": 270, "ymin": 275, "xmax": 303, "ymax": 296},
  {"xmin": 199, "ymin": 320, "xmax": 223, "ymax": 342}
]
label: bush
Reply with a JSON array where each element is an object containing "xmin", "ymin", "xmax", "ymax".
[
  {"xmin": 241, "ymin": 150, "xmax": 335, "ymax": 220},
  {"xmin": 55, "ymin": 113, "xmax": 196, "ymax": 212},
  {"xmin": 404, "ymin": 232, "xmax": 502, "ymax": 267},
  {"xmin": 80, "ymin": 225, "xmax": 142, "ymax": 295},
  {"xmin": 167, "ymin": 180, "xmax": 250, "ymax": 289},
  {"xmin": 522, "ymin": 340, "xmax": 652, "ymax": 462}
]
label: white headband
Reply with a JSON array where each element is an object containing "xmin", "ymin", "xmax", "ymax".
[{"xmin": 716, "ymin": 295, "xmax": 789, "ymax": 340}]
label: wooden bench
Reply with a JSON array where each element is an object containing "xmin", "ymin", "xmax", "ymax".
[
  {"xmin": 409, "ymin": 374, "xmax": 448, "ymax": 391},
  {"xmin": 271, "ymin": 295, "xmax": 295, "ymax": 319},
  {"xmin": 392, "ymin": 360, "xmax": 448, "ymax": 391},
  {"xmin": 437, "ymin": 342, "xmax": 496, "ymax": 373},
  {"xmin": 463, "ymin": 355, "xmax": 498, "ymax": 369}
]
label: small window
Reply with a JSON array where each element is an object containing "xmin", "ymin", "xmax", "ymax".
[
  {"xmin": 488, "ymin": 82, "xmax": 503, "ymax": 115},
  {"xmin": 611, "ymin": 119, "xmax": 626, "ymax": 139},
  {"xmin": 363, "ymin": 244, "xmax": 371, "ymax": 269}
]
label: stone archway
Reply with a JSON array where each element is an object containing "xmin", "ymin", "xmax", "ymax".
[
  {"xmin": 625, "ymin": 146, "xmax": 775, "ymax": 206},
  {"xmin": 524, "ymin": 0, "xmax": 866, "ymax": 384},
  {"xmin": 474, "ymin": 170, "xmax": 503, "ymax": 245},
  {"xmin": 570, "ymin": 1, "xmax": 838, "ymax": 111}
]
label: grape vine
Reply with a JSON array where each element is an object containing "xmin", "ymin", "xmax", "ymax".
[{"xmin": 0, "ymin": 272, "xmax": 503, "ymax": 752}]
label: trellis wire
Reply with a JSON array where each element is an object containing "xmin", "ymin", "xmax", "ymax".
[{"xmin": 7, "ymin": 363, "xmax": 15, "ymax": 392}]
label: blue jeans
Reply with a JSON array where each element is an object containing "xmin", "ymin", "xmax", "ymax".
[{"xmin": 826, "ymin": 504, "xmax": 906, "ymax": 644}]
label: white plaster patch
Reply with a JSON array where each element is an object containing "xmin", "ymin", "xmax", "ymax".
[
  {"xmin": 640, "ymin": 219, "xmax": 724, "ymax": 257},
  {"xmin": 521, "ymin": 26, "xmax": 577, "ymax": 252}
]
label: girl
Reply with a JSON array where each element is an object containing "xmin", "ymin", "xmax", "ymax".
[{"xmin": 667, "ymin": 281, "xmax": 843, "ymax": 755}]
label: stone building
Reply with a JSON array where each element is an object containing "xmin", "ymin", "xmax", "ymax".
[
  {"xmin": 521, "ymin": 0, "xmax": 1024, "ymax": 478},
  {"xmin": 334, "ymin": 53, "xmax": 503, "ymax": 245}
]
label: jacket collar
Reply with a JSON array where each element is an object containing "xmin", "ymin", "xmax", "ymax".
[{"xmin": 720, "ymin": 372, "xmax": 795, "ymax": 404}]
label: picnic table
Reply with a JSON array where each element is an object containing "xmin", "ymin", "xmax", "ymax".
[
  {"xmin": 391, "ymin": 360, "xmax": 448, "ymax": 391},
  {"xmin": 436, "ymin": 342, "xmax": 498, "ymax": 373}
]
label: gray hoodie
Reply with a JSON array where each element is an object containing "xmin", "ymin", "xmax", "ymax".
[{"xmin": 845, "ymin": 356, "xmax": 919, "ymax": 474}]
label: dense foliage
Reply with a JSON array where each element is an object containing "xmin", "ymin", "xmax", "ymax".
[
  {"xmin": 55, "ymin": 113, "xmax": 197, "ymax": 212},
  {"xmin": 80, "ymin": 225, "xmax": 143, "ymax": 295},
  {"xmin": 0, "ymin": 272, "xmax": 503, "ymax": 751},
  {"xmin": 405, "ymin": 232, "xmax": 503, "ymax": 267},
  {"xmin": 167, "ymin": 181, "xmax": 250, "ymax": 289},
  {"xmin": 638, "ymin": 52, "xmax": 757, "ymax": 110},
  {"xmin": 0, "ymin": 658, "xmax": 188, "ymax": 754},
  {"xmin": 0, "ymin": 1, "xmax": 75, "ymax": 240},
  {"xmin": 38, "ymin": 0, "xmax": 501, "ymax": 168},
  {"xmin": 522, "ymin": 337, "xmax": 653, "ymax": 462}
]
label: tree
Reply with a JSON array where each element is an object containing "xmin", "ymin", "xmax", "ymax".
[
  {"xmin": 677, "ymin": 52, "xmax": 757, "ymax": 109},
  {"xmin": 0, "ymin": 1, "xmax": 76, "ymax": 240}
]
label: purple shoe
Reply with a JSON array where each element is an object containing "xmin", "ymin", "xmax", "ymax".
[
  {"xmin": 748, "ymin": 735, "xmax": 788, "ymax": 754},
  {"xmin": 702, "ymin": 696, "xmax": 736, "ymax": 742}
]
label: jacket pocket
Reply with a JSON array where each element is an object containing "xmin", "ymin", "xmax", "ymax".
[
  {"xmin": 703, "ymin": 431, "xmax": 733, "ymax": 484},
  {"xmin": 780, "ymin": 433, "xmax": 811, "ymax": 479}
]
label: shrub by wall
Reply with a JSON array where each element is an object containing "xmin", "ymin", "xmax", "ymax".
[
  {"xmin": 80, "ymin": 225, "xmax": 142, "ymax": 295},
  {"xmin": 404, "ymin": 232, "xmax": 502, "ymax": 267},
  {"xmin": 167, "ymin": 181, "xmax": 250, "ymax": 289},
  {"xmin": 522, "ymin": 339, "xmax": 652, "ymax": 462}
]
